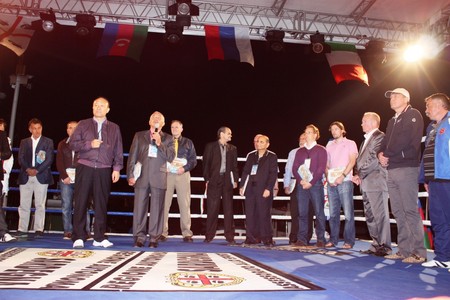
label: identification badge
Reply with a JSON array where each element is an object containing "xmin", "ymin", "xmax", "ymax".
[
  {"xmin": 251, "ymin": 164, "xmax": 258, "ymax": 175},
  {"xmin": 148, "ymin": 144, "xmax": 158, "ymax": 158},
  {"xmin": 304, "ymin": 158, "xmax": 311, "ymax": 169}
]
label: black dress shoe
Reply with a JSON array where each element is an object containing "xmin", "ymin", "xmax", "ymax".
[
  {"xmin": 134, "ymin": 241, "xmax": 144, "ymax": 247},
  {"xmin": 374, "ymin": 248, "xmax": 389, "ymax": 257},
  {"xmin": 360, "ymin": 249, "xmax": 376, "ymax": 255},
  {"xmin": 243, "ymin": 239, "xmax": 257, "ymax": 245},
  {"xmin": 183, "ymin": 236, "xmax": 193, "ymax": 243},
  {"xmin": 34, "ymin": 231, "xmax": 44, "ymax": 238},
  {"xmin": 157, "ymin": 236, "xmax": 167, "ymax": 242},
  {"xmin": 203, "ymin": 238, "xmax": 212, "ymax": 243},
  {"xmin": 148, "ymin": 242, "xmax": 158, "ymax": 248},
  {"xmin": 227, "ymin": 240, "xmax": 236, "ymax": 246},
  {"xmin": 264, "ymin": 240, "xmax": 276, "ymax": 247}
]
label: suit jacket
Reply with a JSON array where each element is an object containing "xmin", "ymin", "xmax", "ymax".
[
  {"xmin": 355, "ymin": 129, "xmax": 387, "ymax": 192},
  {"xmin": 127, "ymin": 130, "xmax": 175, "ymax": 189},
  {"xmin": 202, "ymin": 141, "xmax": 238, "ymax": 188},
  {"xmin": 240, "ymin": 150, "xmax": 278, "ymax": 195},
  {"xmin": 0, "ymin": 131, "xmax": 12, "ymax": 182},
  {"xmin": 18, "ymin": 136, "xmax": 54, "ymax": 185}
]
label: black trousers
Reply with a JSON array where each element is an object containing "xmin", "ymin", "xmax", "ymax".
[
  {"xmin": 205, "ymin": 176, "xmax": 235, "ymax": 241},
  {"xmin": 72, "ymin": 164, "xmax": 111, "ymax": 242}
]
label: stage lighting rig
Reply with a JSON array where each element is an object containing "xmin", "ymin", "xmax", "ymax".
[{"xmin": 168, "ymin": 0, "xmax": 200, "ymax": 27}]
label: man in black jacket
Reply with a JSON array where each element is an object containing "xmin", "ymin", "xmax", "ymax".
[
  {"xmin": 202, "ymin": 126, "xmax": 238, "ymax": 245},
  {"xmin": 0, "ymin": 129, "xmax": 15, "ymax": 243},
  {"xmin": 378, "ymin": 88, "xmax": 426, "ymax": 264}
]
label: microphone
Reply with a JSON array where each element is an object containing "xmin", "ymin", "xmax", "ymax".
[{"xmin": 152, "ymin": 123, "xmax": 160, "ymax": 143}]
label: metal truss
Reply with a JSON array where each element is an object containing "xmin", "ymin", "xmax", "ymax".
[{"xmin": 0, "ymin": 0, "xmax": 448, "ymax": 49}]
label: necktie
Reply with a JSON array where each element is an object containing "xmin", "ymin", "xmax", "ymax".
[{"xmin": 174, "ymin": 138, "xmax": 178, "ymax": 157}]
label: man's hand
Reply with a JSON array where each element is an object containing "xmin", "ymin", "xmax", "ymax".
[
  {"xmin": 111, "ymin": 170, "xmax": 120, "ymax": 183},
  {"xmin": 91, "ymin": 139, "xmax": 103, "ymax": 149}
]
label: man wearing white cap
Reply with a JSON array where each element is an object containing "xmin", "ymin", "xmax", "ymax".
[{"xmin": 378, "ymin": 88, "xmax": 427, "ymax": 263}]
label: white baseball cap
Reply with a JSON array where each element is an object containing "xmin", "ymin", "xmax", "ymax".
[{"xmin": 385, "ymin": 88, "xmax": 410, "ymax": 99}]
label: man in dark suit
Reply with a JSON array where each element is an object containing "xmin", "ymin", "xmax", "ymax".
[
  {"xmin": 202, "ymin": 126, "xmax": 238, "ymax": 245},
  {"xmin": 127, "ymin": 111, "xmax": 175, "ymax": 248},
  {"xmin": 17, "ymin": 118, "xmax": 54, "ymax": 238},
  {"xmin": 239, "ymin": 134, "xmax": 278, "ymax": 246},
  {"xmin": 353, "ymin": 112, "xmax": 392, "ymax": 256},
  {"xmin": 0, "ymin": 129, "xmax": 15, "ymax": 243}
]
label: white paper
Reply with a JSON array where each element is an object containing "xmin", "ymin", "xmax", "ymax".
[
  {"xmin": 297, "ymin": 164, "xmax": 313, "ymax": 183},
  {"xmin": 133, "ymin": 162, "xmax": 142, "ymax": 180},
  {"xmin": 327, "ymin": 166, "xmax": 345, "ymax": 184},
  {"xmin": 66, "ymin": 168, "xmax": 76, "ymax": 183},
  {"xmin": 241, "ymin": 175, "xmax": 249, "ymax": 194},
  {"xmin": 167, "ymin": 158, "xmax": 187, "ymax": 174}
]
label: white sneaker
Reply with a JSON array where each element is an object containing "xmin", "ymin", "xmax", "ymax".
[
  {"xmin": 73, "ymin": 239, "xmax": 84, "ymax": 249},
  {"xmin": 421, "ymin": 259, "xmax": 450, "ymax": 269},
  {"xmin": 0, "ymin": 233, "xmax": 17, "ymax": 243},
  {"xmin": 93, "ymin": 239, "xmax": 113, "ymax": 248}
]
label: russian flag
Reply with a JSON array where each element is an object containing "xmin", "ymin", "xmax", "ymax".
[
  {"xmin": 325, "ymin": 42, "xmax": 369, "ymax": 85},
  {"xmin": 97, "ymin": 23, "xmax": 148, "ymax": 62},
  {"xmin": 204, "ymin": 25, "xmax": 254, "ymax": 66}
]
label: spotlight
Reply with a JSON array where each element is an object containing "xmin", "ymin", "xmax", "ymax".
[
  {"xmin": 164, "ymin": 21, "xmax": 184, "ymax": 44},
  {"xmin": 265, "ymin": 30, "xmax": 285, "ymax": 52},
  {"xmin": 39, "ymin": 9, "xmax": 57, "ymax": 32},
  {"xmin": 310, "ymin": 31, "xmax": 330, "ymax": 54},
  {"xmin": 75, "ymin": 14, "xmax": 96, "ymax": 37},
  {"xmin": 168, "ymin": 0, "xmax": 200, "ymax": 27}
]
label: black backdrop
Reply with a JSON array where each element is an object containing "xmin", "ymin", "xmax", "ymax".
[{"xmin": 1, "ymin": 24, "xmax": 449, "ymax": 158}]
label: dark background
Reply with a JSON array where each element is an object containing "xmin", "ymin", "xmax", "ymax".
[
  {"xmin": 1, "ymin": 24, "xmax": 449, "ymax": 236},
  {"xmin": 1, "ymin": 25, "xmax": 449, "ymax": 156}
]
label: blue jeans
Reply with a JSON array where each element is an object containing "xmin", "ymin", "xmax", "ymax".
[
  {"xmin": 327, "ymin": 180, "xmax": 355, "ymax": 246},
  {"xmin": 60, "ymin": 182, "xmax": 74, "ymax": 233},
  {"xmin": 297, "ymin": 180, "xmax": 326, "ymax": 244},
  {"xmin": 60, "ymin": 182, "xmax": 91, "ymax": 234}
]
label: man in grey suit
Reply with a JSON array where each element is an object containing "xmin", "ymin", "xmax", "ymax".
[
  {"xmin": 127, "ymin": 111, "xmax": 175, "ymax": 248},
  {"xmin": 353, "ymin": 112, "xmax": 392, "ymax": 256}
]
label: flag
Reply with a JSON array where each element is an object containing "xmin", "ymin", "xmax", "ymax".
[
  {"xmin": 204, "ymin": 25, "xmax": 254, "ymax": 66},
  {"xmin": 97, "ymin": 23, "xmax": 148, "ymax": 62},
  {"xmin": 325, "ymin": 42, "xmax": 369, "ymax": 85},
  {"xmin": 417, "ymin": 199, "xmax": 434, "ymax": 249},
  {"xmin": 0, "ymin": 14, "xmax": 35, "ymax": 56}
]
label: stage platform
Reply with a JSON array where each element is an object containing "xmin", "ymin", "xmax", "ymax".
[{"xmin": 0, "ymin": 233, "xmax": 448, "ymax": 300}]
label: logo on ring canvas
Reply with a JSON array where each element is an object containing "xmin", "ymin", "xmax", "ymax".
[
  {"xmin": 169, "ymin": 272, "xmax": 244, "ymax": 288},
  {"xmin": 37, "ymin": 250, "xmax": 94, "ymax": 259}
]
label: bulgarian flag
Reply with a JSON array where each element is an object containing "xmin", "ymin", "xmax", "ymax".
[
  {"xmin": 97, "ymin": 23, "xmax": 148, "ymax": 62},
  {"xmin": 0, "ymin": 14, "xmax": 36, "ymax": 56},
  {"xmin": 418, "ymin": 199, "xmax": 434, "ymax": 249},
  {"xmin": 204, "ymin": 25, "xmax": 254, "ymax": 66},
  {"xmin": 325, "ymin": 42, "xmax": 369, "ymax": 85}
]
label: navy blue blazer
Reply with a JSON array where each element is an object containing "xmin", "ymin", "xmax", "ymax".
[{"xmin": 18, "ymin": 136, "xmax": 54, "ymax": 185}]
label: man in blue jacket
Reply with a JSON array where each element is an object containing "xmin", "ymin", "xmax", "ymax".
[
  {"xmin": 17, "ymin": 118, "xmax": 54, "ymax": 238},
  {"xmin": 420, "ymin": 93, "xmax": 450, "ymax": 269}
]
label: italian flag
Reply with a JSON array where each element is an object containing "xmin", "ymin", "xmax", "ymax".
[
  {"xmin": 325, "ymin": 42, "xmax": 369, "ymax": 86},
  {"xmin": 204, "ymin": 25, "xmax": 254, "ymax": 66},
  {"xmin": 97, "ymin": 23, "xmax": 148, "ymax": 62}
]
